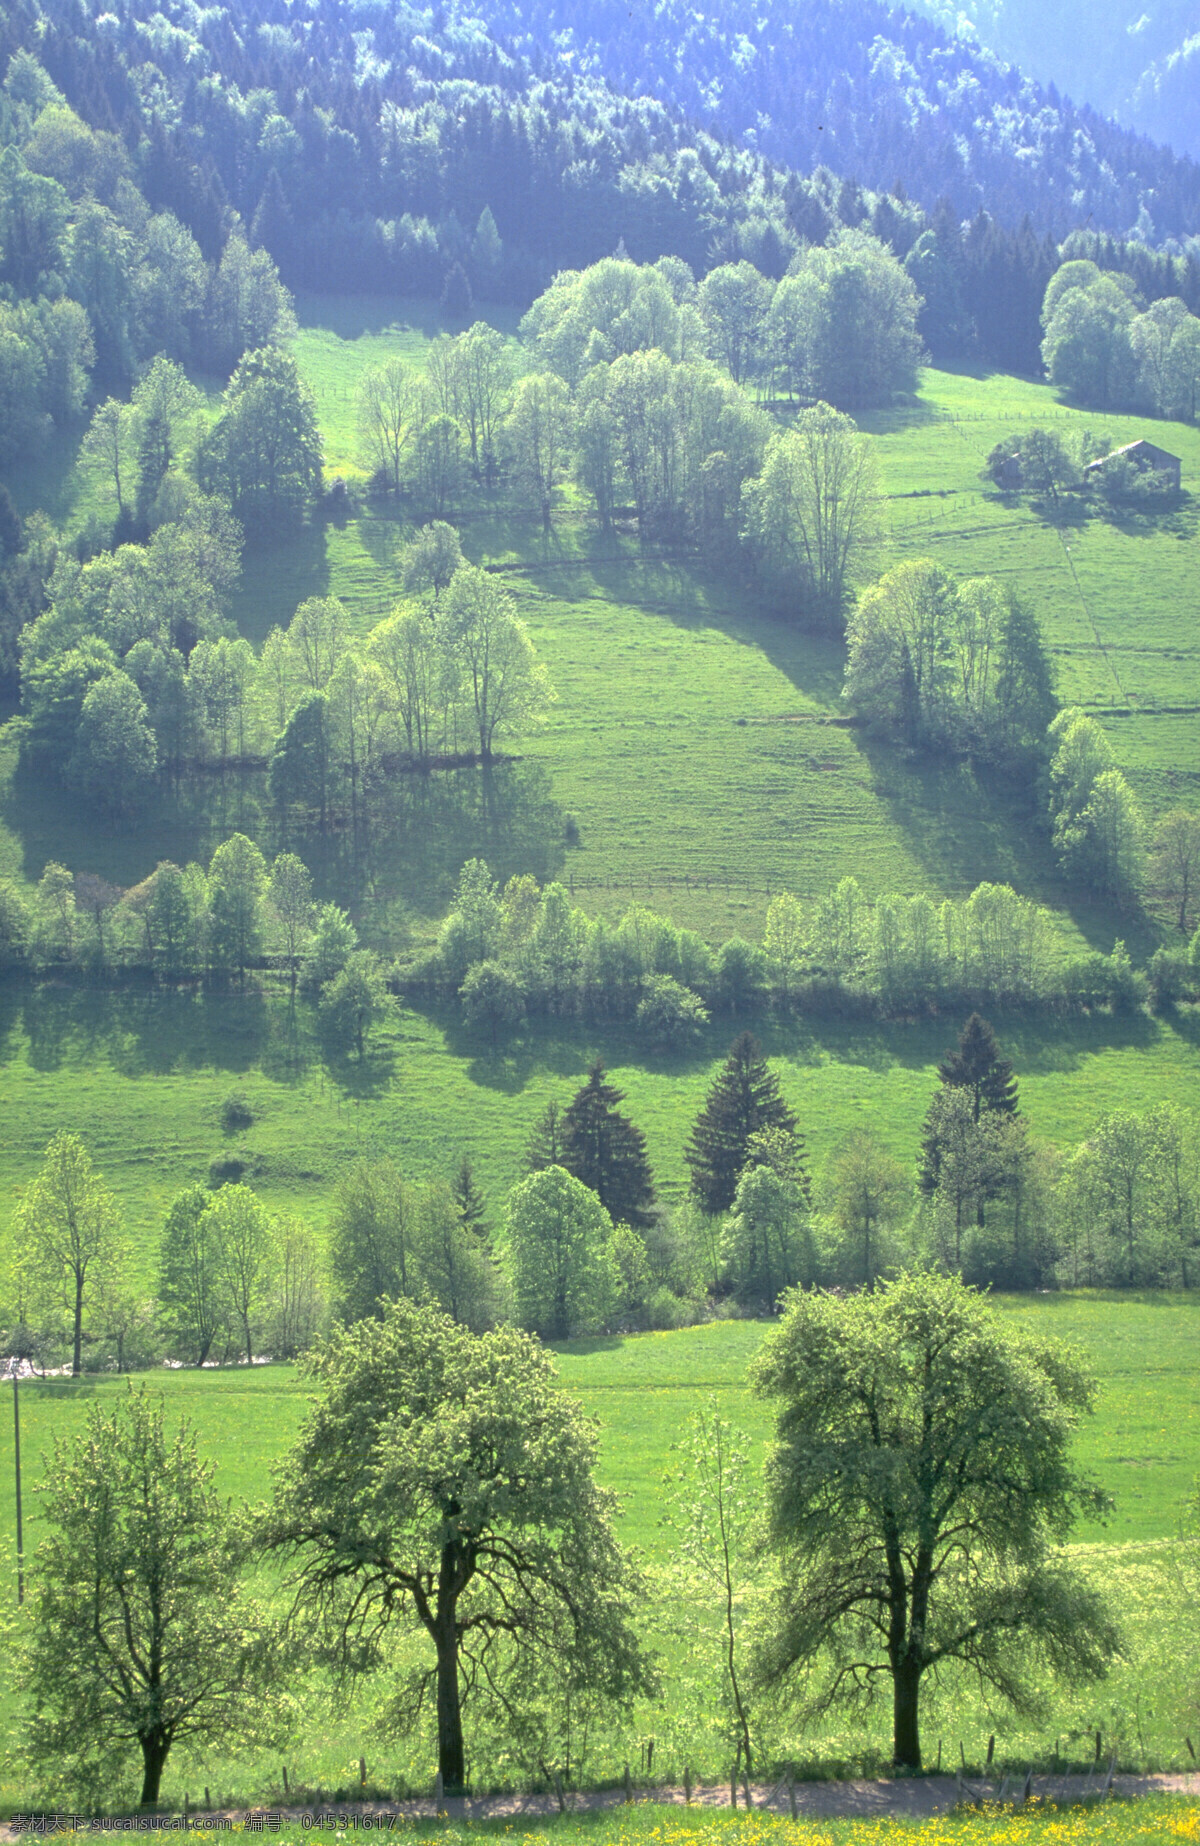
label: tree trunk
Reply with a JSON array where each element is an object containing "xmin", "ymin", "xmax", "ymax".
[
  {"xmin": 434, "ymin": 1613, "xmax": 466, "ymax": 1793},
  {"xmin": 72, "ymin": 1269, "xmax": 84, "ymax": 1377},
  {"xmin": 892, "ymin": 1660, "xmax": 922, "ymax": 1770},
  {"xmin": 139, "ymin": 1729, "xmax": 171, "ymax": 1807}
]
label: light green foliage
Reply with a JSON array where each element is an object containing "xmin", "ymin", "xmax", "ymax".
[
  {"xmin": 505, "ymin": 1165, "xmax": 617, "ymax": 1339},
  {"xmin": 67, "ymin": 669, "xmax": 157, "ymax": 820},
  {"xmin": 520, "ymin": 256, "xmax": 702, "ymax": 387},
  {"xmin": 207, "ymin": 1182, "xmax": 271, "ymax": 1362},
  {"xmin": 200, "ymin": 347, "xmax": 323, "ymax": 530},
  {"xmin": 208, "ymin": 833, "xmax": 268, "ymax": 978},
  {"xmin": 752, "ymin": 1272, "xmax": 1122, "ymax": 1769},
  {"xmin": 768, "ymin": 230, "xmax": 922, "ymax": 407},
  {"xmin": 17, "ymin": 1386, "xmax": 279, "ymax": 1807},
  {"xmin": 822, "ymin": 1128, "xmax": 910, "ymax": 1288},
  {"xmin": 662, "ymin": 1402, "xmax": 760, "ymax": 1770},
  {"xmin": 742, "ymin": 403, "xmax": 880, "ymax": 623},
  {"xmin": 327, "ymin": 1156, "xmax": 417, "ymax": 1323},
  {"xmin": 845, "ymin": 559, "xmax": 1053, "ymax": 757},
  {"xmin": 14, "ymin": 1129, "xmax": 127, "ymax": 1377},
  {"xmin": 723, "ymin": 1160, "xmax": 815, "ymax": 1305},
  {"xmin": 318, "ymin": 948, "xmax": 393, "ymax": 1060},
  {"xmin": 438, "ymin": 564, "xmax": 554, "ymax": 759},
  {"xmin": 157, "ymin": 1184, "xmax": 229, "ymax": 1366},
  {"xmin": 260, "ymin": 1298, "xmax": 653, "ymax": 1791}
]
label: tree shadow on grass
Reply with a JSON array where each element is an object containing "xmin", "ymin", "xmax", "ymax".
[{"xmin": 16, "ymin": 981, "xmax": 273, "ymax": 1077}]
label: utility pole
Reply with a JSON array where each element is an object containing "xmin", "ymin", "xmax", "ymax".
[{"xmin": 9, "ymin": 1363, "xmax": 23, "ymax": 1605}]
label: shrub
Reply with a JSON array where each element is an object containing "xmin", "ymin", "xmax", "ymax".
[
  {"xmin": 635, "ymin": 973, "xmax": 709, "ymax": 1046},
  {"xmin": 220, "ymin": 1091, "xmax": 254, "ymax": 1133}
]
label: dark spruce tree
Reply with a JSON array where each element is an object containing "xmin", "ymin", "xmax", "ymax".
[
  {"xmin": 452, "ymin": 1155, "xmax": 489, "ymax": 1242},
  {"xmin": 938, "ymin": 1013, "xmax": 1019, "ymax": 1123},
  {"xmin": 561, "ymin": 1060, "xmax": 656, "ymax": 1229},
  {"xmin": 686, "ymin": 1032, "xmax": 798, "ymax": 1215}
]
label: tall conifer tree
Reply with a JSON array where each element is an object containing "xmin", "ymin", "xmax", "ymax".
[
  {"xmin": 686, "ymin": 1032, "xmax": 799, "ymax": 1215},
  {"xmin": 561, "ymin": 1060, "xmax": 656, "ymax": 1229}
]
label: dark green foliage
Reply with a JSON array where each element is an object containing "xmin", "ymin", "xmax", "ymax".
[
  {"xmin": 561, "ymin": 1059, "xmax": 657, "ymax": 1230},
  {"xmin": 685, "ymin": 1031, "xmax": 798, "ymax": 1215},
  {"xmin": 525, "ymin": 1100, "xmax": 566, "ymax": 1172},
  {"xmin": 271, "ymin": 691, "xmax": 334, "ymax": 831},
  {"xmin": 752, "ymin": 1272, "xmax": 1122, "ymax": 1770},
  {"xmin": 939, "ymin": 1012, "xmax": 1020, "ymax": 1122},
  {"xmin": 452, "ymin": 1155, "xmax": 489, "ymax": 1241},
  {"xmin": 199, "ymin": 347, "xmax": 322, "ymax": 532}
]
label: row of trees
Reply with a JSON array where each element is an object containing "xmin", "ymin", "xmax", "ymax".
[
  {"xmin": 10, "ymin": 1272, "xmax": 1126, "ymax": 1804},
  {"xmin": 11, "ymin": 1014, "xmax": 1200, "ymax": 1400},
  {"xmin": 521, "ymin": 240, "xmax": 921, "ymax": 408},
  {"xmin": 423, "ymin": 857, "xmax": 1187, "ymax": 1040}
]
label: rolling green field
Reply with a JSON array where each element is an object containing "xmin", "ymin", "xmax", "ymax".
[{"xmin": 0, "ymin": 1300, "xmax": 1197, "ymax": 1802}]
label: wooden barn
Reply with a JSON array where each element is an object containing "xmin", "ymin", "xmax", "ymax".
[{"xmin": 1084, "ymin": 438, "xmax": 1182, "ymax": 488}]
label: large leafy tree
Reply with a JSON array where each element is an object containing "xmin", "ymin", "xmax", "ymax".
[
  {"xmin": 685, "ymin": 1032, "xmax": 798, "ymax": 1215},
  {"xmin": 751, "ymin": 1271, "xmax": 1121, "ymax": 1771},
  {"xmin": 560, "ymin": 1059, "xmax": 656, "ymax": 1229},
  {"xmin": 200, "ymin": 346, "xmax": 322, "ymax": 531},
  {"xmin": 261, "ymin": 1299, "xmax": 652, "ymax": 1793},
  {"xmin": 20, "ymin": 1388, "xmax": 277, "ymax": 1807}
]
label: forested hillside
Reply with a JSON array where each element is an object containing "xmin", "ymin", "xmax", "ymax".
[
  {"xmin": 912, "ymin": 0, "xmax": 1200, "ymax": 160},
  {"xmin": 6, "ymin": 0, "xmax": 1200, "ymax": 333}
]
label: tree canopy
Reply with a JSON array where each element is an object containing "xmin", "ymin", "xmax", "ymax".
[
  {"xmin": 751, "ymin": 1271, "xmax": 1122, "ymax": 1770},
  {"xmin": 260, "ymin": 1299, "xmax": 652, "ymax": 1792}
]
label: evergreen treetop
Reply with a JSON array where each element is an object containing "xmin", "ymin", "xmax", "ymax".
[
  {"xmin": 938, "ymin": 1012, "xmax": 1019, "ymax": 1122},
  {"xmin": 686, "ymin": 1031, "xmax": 799, "ymax": 1215},
  {"xmin": 561, "ymin": 1059, "xmax": 657, "ymax": 1229}
]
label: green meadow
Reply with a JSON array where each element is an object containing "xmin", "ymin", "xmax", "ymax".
[{"xmin": 0, "ymin": 1299, "xmax": 1198, "ymax": 1800}]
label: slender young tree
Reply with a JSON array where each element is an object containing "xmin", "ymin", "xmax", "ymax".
[
  {"xmin": 157, "ymin": 1186, "xmax": 228, "ymax": 1365},
  {"xmin": 560, "ymin": 1060, "xmax": 656, "ymax": 1229},
  {"xmin": 15, "ymin": 1131, "xmax": 127, "ymax": 1377},
  {"xmin": 686, "ymin": 1033, "xmax": 798, "ymax": 1215}
]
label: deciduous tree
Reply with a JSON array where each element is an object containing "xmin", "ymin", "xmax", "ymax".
[
  {"xmin": 261, "ymin": 1300, "xmax": 652, "ymax": 1792},
  {"xmin": 751, "ymin": 1272, "xmax": 1121, "ymax": 1771}
]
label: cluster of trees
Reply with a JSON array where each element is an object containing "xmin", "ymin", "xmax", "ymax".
[
  {"xmin": 14, "ymin": 502, "xmax": 553, "ymax": 820},
  {"xmin": 5, "ymin": 1131, "xmax": 326, "ymax": 1378},
  {"xmin": 6, "ymin": 1272, "xmax": 1125, "ymax": 1802},
  {"xmin": 522, "ymin": 240, "xmax": 920, "ymax": 409},
  {"xmin": 1041, "ymin": 259, "xmax": 1200, "ymax": 416},
  {"xmin": 358, "ymin": 274, "xmax": 885, "ymax": 626},
  {"xmin": 844, "ymin": 558, "xmax": 1055, "ymax": 762},
  {"xmin": 0, "ymin": 49, "xmax": 293, "ymax": 468},
  {"xmin": 1047, "ymin": 708, "xmax": 1200, "ymax": 925},
  {"xmin": 0, "ymin": 838, "xmax": 397, "ymax": 1053}
]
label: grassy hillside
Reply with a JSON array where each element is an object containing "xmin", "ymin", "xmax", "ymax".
[
  {"xmin": 0, "ymin": 1300, "xmax": 1196, "ymax": 1799},
  {"xmin": 1, "ymin": 305, "xmax": 1199, "ymax": 1270}
]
